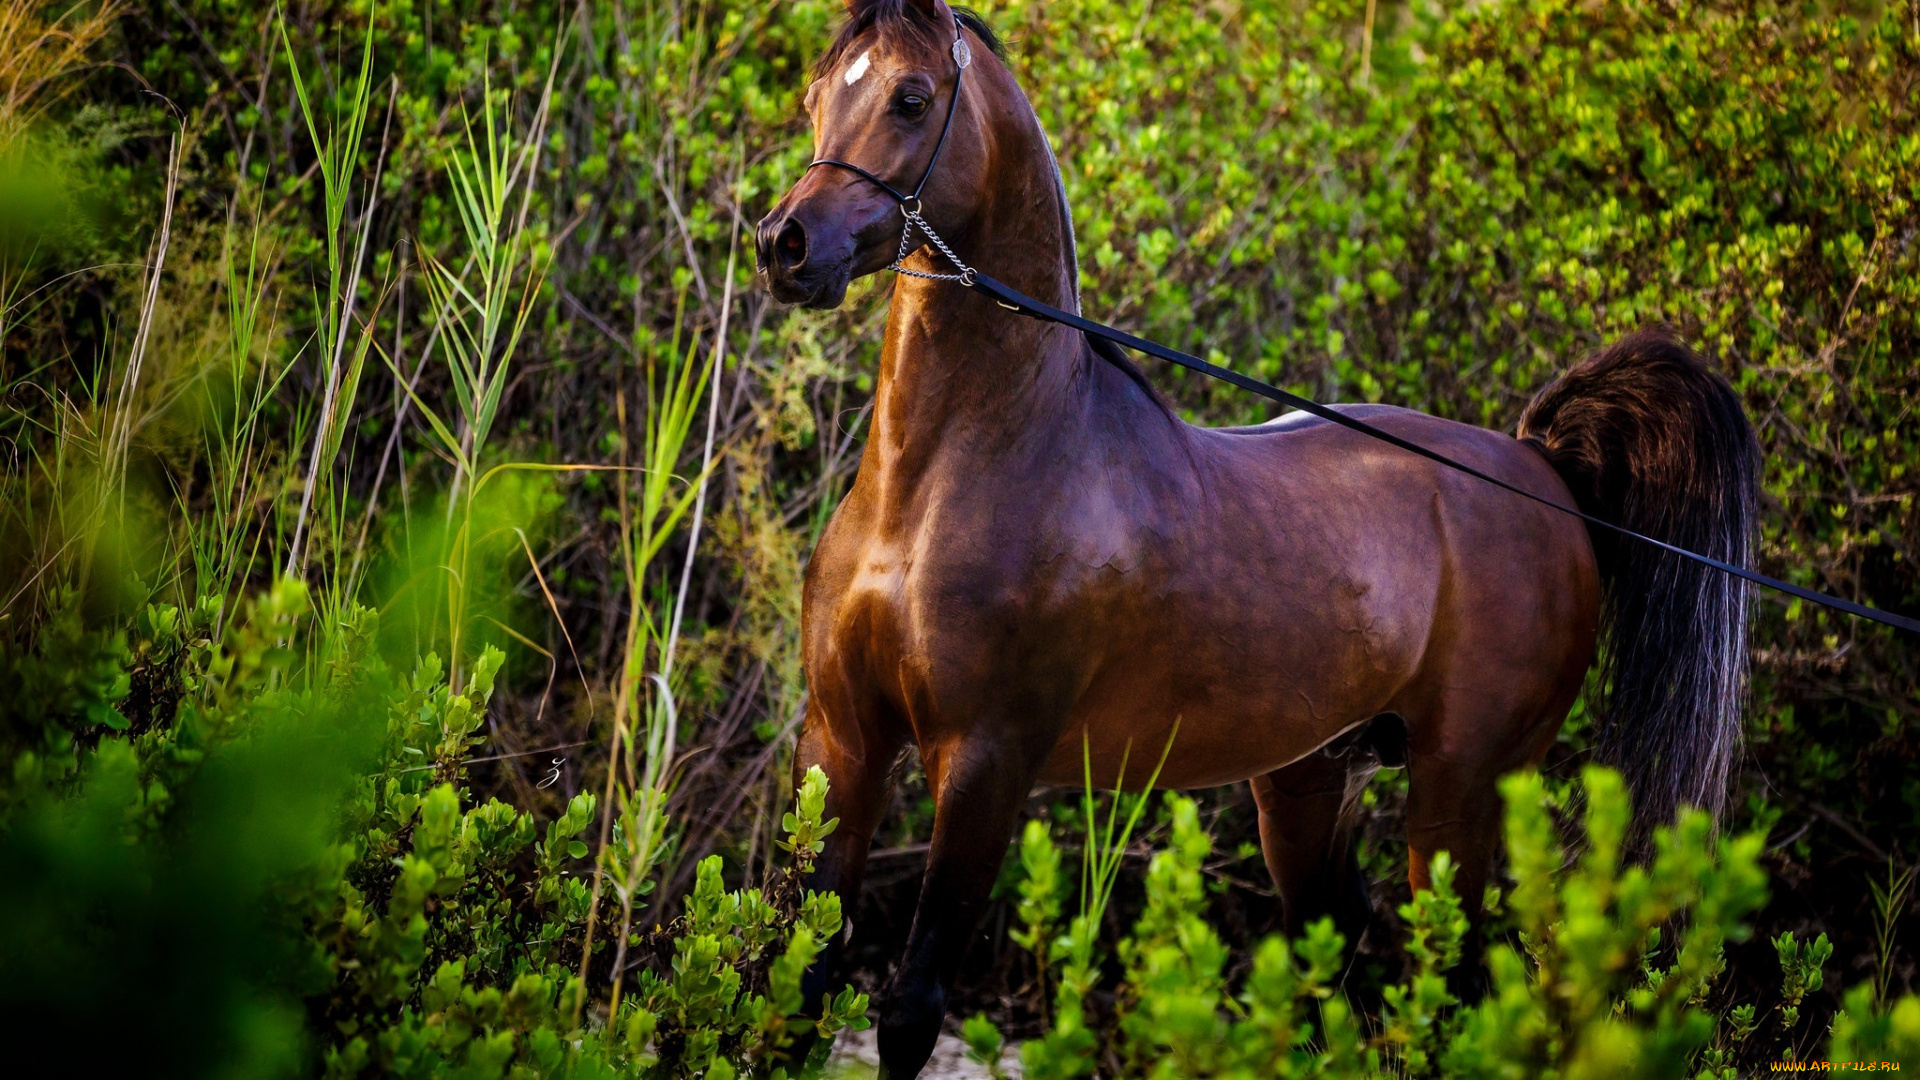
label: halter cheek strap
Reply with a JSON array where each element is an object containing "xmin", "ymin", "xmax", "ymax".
[{"xmin": 807, "ymin": 19, "xmax": 978, "ymax": 284}]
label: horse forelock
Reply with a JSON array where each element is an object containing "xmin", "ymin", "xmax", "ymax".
[{"xmin": 814, "ymin": 3, "xmax": 1004, "ymax": 83}]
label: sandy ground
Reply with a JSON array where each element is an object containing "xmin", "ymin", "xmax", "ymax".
[{"xmin": 824, "ymin": 1026, "xmax": 1023, "ymax": 1079}]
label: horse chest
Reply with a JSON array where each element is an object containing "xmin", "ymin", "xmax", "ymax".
[
  {"xmin": 820, "ymin": 512, "xmax": 1117, "ymax": 712},
  {"xmin": 834, "ymin": 535, "xmax": 1078, "ymax": 639}
]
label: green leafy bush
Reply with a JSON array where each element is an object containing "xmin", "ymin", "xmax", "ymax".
[
  {"xmin": 307, "ymin": 640, "xmax": 866, "ymax": 1079},
  {"xmin": 0, "ymin": 578, "xmax": 864, "ymax": 1078},
  {"xmin": 986, "ymin": 767, "xmax": 1920, "ymax": 1079},
  {"xmin": 0, "ymin": 580, "xmax": 377, "ymax": 1078}
]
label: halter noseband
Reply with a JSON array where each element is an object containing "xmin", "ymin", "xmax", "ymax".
[{"xmin": 806, "ymin": 17, "xmax": 978, "ymax": 285}]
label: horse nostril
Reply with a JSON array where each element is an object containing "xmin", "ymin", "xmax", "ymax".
[
  {"xmin": 755, "ymin": 223, "xmax": 775, "ymax": 271},
  {"xmin": 776, "ymin": 219, "xmax": 808, "ymax": 270}
]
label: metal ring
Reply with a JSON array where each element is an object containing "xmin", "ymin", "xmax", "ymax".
[
  {"xmin": 901, "ymin": 196, "xmax": 923, "ymax": 217},
  {"xmin": 959, "ymin": 268, "xmax": 976, "ymax": 286}
]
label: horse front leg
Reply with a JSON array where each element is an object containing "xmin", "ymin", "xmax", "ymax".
[
  {"xmin": 877, "ymin": 732, "xmax": 1043, "ymax": 1080},
  {"xmin": 792, "ymin": 695, "xmax": 908, "ymax": 1043}
]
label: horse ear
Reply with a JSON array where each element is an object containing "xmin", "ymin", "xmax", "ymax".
[
  {"xmin": 902, "ymin": 0, "xmax": 957, "ymax": 24},
  {"xmin": 841, "ymin": 0, "xmax": 958, "ymax": 26}
]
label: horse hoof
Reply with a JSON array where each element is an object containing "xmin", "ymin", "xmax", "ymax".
[{"xmin": 876, "ymin": 987, "xmax": 945, "ymax": 1080}]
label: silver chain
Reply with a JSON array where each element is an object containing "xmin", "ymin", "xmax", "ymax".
[{"xmin": 890, "ymin": 205, "xmax": 976, "ymax": 286}]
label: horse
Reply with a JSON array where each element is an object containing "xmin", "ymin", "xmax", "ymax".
[{"xmin": 754, "ymin": 2, "xmax": 1758, "ymax": 1076}]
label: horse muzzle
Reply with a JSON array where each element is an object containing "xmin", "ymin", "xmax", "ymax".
[{"xmin": 756, "ymin": 210, "xmax": 853, "ymax": 310}]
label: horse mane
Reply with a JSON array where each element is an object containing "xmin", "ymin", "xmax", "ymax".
[
  {"xmin": 815, "ymin": 3, "xmax": 1005, "ymax": 81},
  {"xmin": 1087, "ymin": 334, "xmax": 1171, "ymax": 408}
]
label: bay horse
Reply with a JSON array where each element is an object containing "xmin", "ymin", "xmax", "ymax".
[{"xmin": 755, "ymin": 2, "xmax": 1758, "ymax": 1075}]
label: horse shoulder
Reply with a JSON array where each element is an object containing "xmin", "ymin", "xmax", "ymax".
[{"xmin": 802, "ymin": 485, "xmax": 906, "ymax": 682}]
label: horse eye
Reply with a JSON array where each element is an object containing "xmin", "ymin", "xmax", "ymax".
[{"xmin": 896, "ymin": 93, "xmax": 929, "ymax": 116}]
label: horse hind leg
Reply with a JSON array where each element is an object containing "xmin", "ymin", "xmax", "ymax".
[
  {"xmin": 1249, "ymin": 727, "xmax": 1391, "ymax": 948},
  {"xmin": 1402, "ymin": 686, "xmax": 1571, "ymax": 1001}
]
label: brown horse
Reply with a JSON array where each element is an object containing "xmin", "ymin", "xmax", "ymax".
[{"xmin": 755, "ymin": 3, "xmax": 1758, "ymax": 1076}]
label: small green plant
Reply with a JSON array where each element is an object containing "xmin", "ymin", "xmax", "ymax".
[
  {"xmin": 1113, "ymin": 792, "xmax": 1234, "ymax": 1076},
  {"xmin": 387, "ymin": 59, "xmax": 554, "ymax": 688},
  {"xmin": 779, "ymin": 762, "xmax": 840, "ymax": 863},
  {"xmin": 1773, "ymin": 930, "xmax": 1833, "ymax": 1048},
  {"xmin": 962, "ymin": 1012, "xmax": 1012, "ymax": 1080},
  {"xmin": 1872, "ymin": 860, "xmax": 1915, "ymax": 1008},
  {"xmin": 615, "ymin": 764, "xmax": 867, "ymax": 1077},
  {"xmin": 189, "ymin": 216, "xmax": 291, "ymax": 619},
  {"xmin": 1010, "ymin": 817, "xmax": 1065, "ymax": 1018},
  {"xmin": 278, "ymin": 15, "xmax": 382, "ymax": 601},
  {"xmin": 1380, "ymin": 852, "xmax": 1469, "ymax": 1076},
  {"xmin": 1020, "ymin": 735, "xmax": 1174, "ymax": 1078}
]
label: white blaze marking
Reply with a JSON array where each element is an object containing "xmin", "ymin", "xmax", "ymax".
[{"xmin": 844, "ymin": 49, "xmax": 872, "ymax": 86}]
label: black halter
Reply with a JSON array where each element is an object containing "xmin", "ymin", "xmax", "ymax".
[
  {"xmin": 799, "ymin": 16, "xmax": 1918, "ymax": 635},
  {"xmin": 807, "ymin": 17, "xmax": 979, "ymax": 284}
]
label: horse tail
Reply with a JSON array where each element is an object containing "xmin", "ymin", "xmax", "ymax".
[{"xmin": 1517, "ymin": 327, "xmax": 1760, "ymax": 830}]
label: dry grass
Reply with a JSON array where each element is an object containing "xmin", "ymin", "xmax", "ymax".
[{"xmin": 0, "ymin": 1, "xmax": 118, "ymax": 147}]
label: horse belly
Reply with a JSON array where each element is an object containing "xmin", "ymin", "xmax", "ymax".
[{"xmin": 1032, "ymin": 589, "xmax": 1427, "ymax": 791}]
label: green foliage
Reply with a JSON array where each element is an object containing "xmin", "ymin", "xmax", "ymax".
[
  {"xmin": 312, "ymin": 635, "xmax": 864, "ymax": 1078},
  {"xmin": 1381, "ymin": 853, "xmax": 1467, "ymax": 1075},
  {"xmin": 2, "ymin": 0, "xmax": 1918, "ymax": 1074},
  {"xmin": 1021, "ymin": 739, "xmax": 1178, "ymax": 1077},
  {"xmin": 961, "ymin": 1012, "xmax": 1012, "ymax": 1080},
  {"xmin": 610, "ymin": 771, "xmax": 867, "ymax": 1078},
  {"xmin": 1010, "ymin": 817, "xmax": 1066, "ymax": 1018},
  {"xmin": 0, "ymin": 578, "xmax": 380, "ymax": 1077},
  {"xmin": 1774, "ymin": 930, "xmax": 1833, "ymax": 1034},
  {"xmin": 0, "ymin": 588, "xmax": 132, "ymax": 759},
  {"xmin": 1447, "ymin": 769, "xmax": 1769, "ymax": 1078},
  {"xmin": 779, "ymin": 764, "xmax": 841, "ymax": 864},
  {"xmin": 1014, "ymin": 768, "xmax": 1919, "ymax": 1079},
  {"xmin": 1113, "ymin": 793, "xmax": 1234, "ymax": 1077},
  {"xmin": 0, "ymin": 573, "xmax": 864, "ymax": 1076},
  {"xmin": 1872, "ymin": 862, "xmax": 1917, "ymax": 1009},
  {"xmin": 1829, "ymin": 983, "xmax": 1920, "ymax": 1068}
]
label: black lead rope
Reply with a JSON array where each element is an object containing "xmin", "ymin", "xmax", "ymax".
[
  {"xmin": 968, "ymin": 272, "xmax": 1920, "ymax": 636},
  {"xmin": 810, "ymin": 17, "xmax": 1920, "ymax": 636}
]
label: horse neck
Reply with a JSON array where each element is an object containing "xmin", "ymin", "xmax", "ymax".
[{"xmin": 867, "ymin": 81, "xmax": 1126, "ymax": 484}]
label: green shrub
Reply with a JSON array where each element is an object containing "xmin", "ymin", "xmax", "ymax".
[
  {"xmin": 0, "ymin": 580, "xmax": 378, "ymax": 1078},
  {"xmin": 306, "ymin": 632, "xmax": 865, "ymax": 1079},
  {"xmin": 987, "ymin": 767, "xmax": 1920, "ymax": 1079},
  {"xmin": 0, "ymin": 577, "xmax": 865, "ymax": 1078}
]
